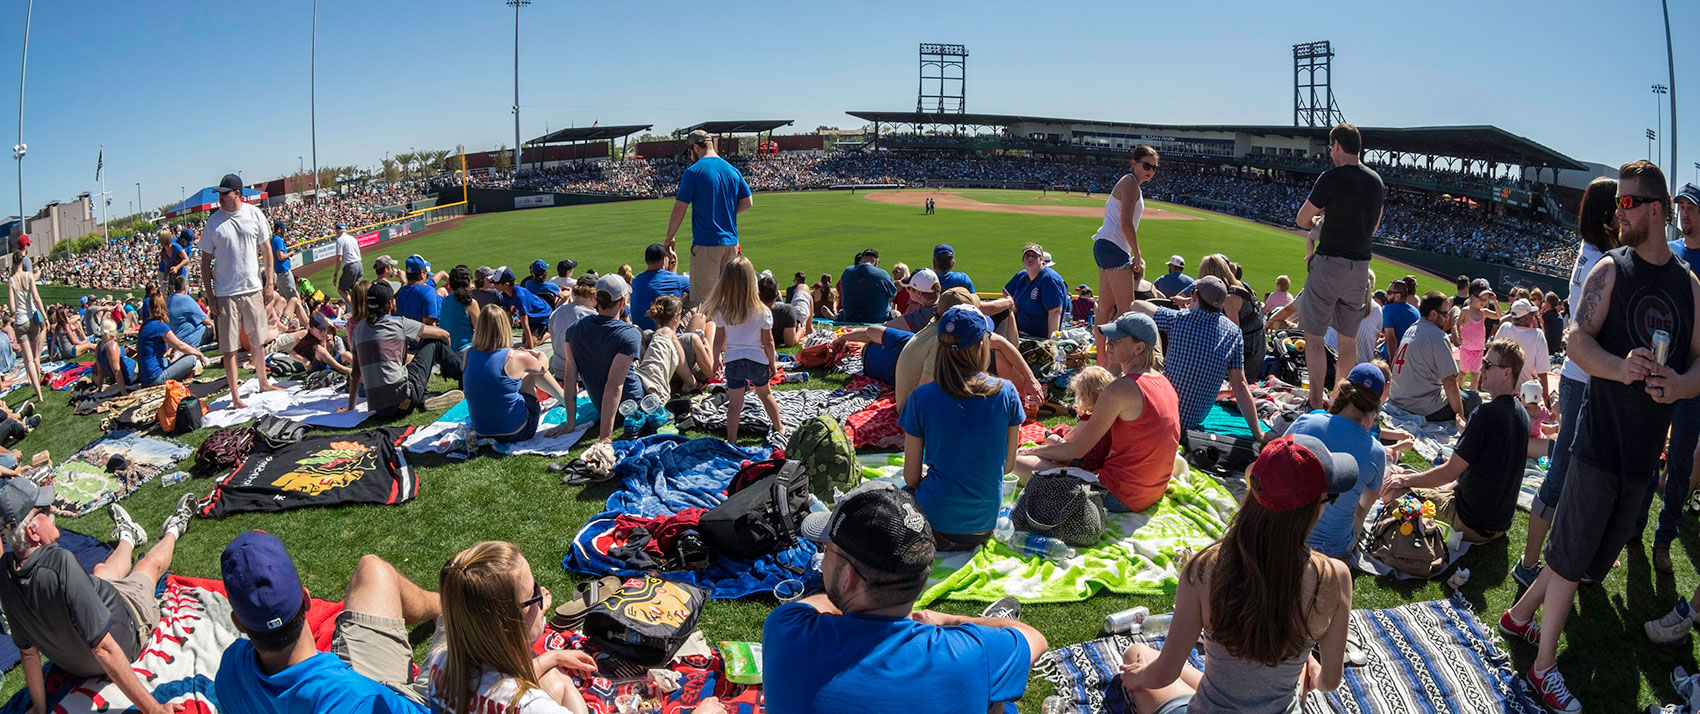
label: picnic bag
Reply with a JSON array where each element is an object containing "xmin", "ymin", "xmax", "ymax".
[
  {"xmin": 254, "ymin": 416, "xmax": 310, "ymax": 450},
  {"xmin": 1183, "ymin": 429, "xmax": 1259, "ymax": 476},
  {"xmin": 582, "ymin": 575, "xmax": 708, "ymax": 666},
  {"xmin": 700, "ymin": 459, "xmax": 810, "ymax": 560},
  {"xmin": 1011, "ymin": 470, "xmax": 1107, "ymax": 547},
  {"xmin": 1365, "ymin": 507, "xmax": 1448, "ymax": 578},
  {"xmin": 191, "ymin": 426, "xmax": 255, "ymax": 478},
  {"xmin": 794, "ymin": 340, "xmax": 842, "ymax": 369},
  {"xmin": 157, "ymin": 380, "xmax": 204, "ymax": 435},
  {"xmin": 786, "ymin": 414, "xmax": 858, "ymax": 499}
]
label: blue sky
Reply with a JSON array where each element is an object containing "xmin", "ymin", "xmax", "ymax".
[{"xmin": 2, "ymin": 0, "xmax": 1695, "ymax": 219}]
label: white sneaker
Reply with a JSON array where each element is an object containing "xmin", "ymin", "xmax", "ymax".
[
  {"xmin": 108, "ymin": 503, "xmax": 146, "ymax": 547},
  {"xmin": 1646, "ymin": 597, "xmax": 1696, "ymax": 645},
  {"xmin": 161, "ymin": 493, "xmax": 197, "ymax": 539}
]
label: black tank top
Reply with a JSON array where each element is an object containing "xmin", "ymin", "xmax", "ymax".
[{"xmin": 1576, "ymin": 246, "xmax": 1696, "ymax": 480}]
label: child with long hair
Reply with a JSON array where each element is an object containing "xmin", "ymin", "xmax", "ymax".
[
  {"xmin": 1121, "ymin": 435, "xmax": 1356, "ymax": 714},
  {"xmin": 706, "ymin": 256, "xmax": 784, "ymax": 442},
  {"xmin": 898, "ymin": 305, "xmax": 1025, "ymax": 550},
  {"xmin": 427, "ymin": 541, "xmax": 595, "ymax": 713}
]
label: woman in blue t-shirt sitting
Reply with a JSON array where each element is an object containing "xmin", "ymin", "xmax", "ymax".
[
  {"xmin": 135, "ymin": 296, "xmax": 208, "ymax": 387},
  {"xmin": 439, "ymin": 264, "xmax": 480, "ymax": 354},
  {"xmin": 897, "ymin": 306, "xmax": 1025, "ymax": 551},
  {"xmin": 1285, "ymin": 361, "xmax": 1390, "ymax": 558},
  {"xmin": 463, "ymin": 303, "xmax": 574, "ymax": 443}
]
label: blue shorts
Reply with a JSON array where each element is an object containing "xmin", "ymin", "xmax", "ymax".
[
  {"xmin": 489, "ymin": 393, "xmax": 542, "ymax": 444},
  {"xmin": 1154, "ymin": 694, "xmax": 1192, "ymax": 714},
  {"xmin": 1093, "ymin": 240, "xmax": 1133, "ymax": 270},
  {"xmin": 724, "ymin": 358, "xmax": 771, "ymax": 390}
]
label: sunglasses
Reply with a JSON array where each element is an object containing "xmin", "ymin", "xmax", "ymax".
[
  {"xmin": 1140, "ymin": 161, "xmax": 1160, "ymax": 172},
  {"xmin": 518, "ymin": 580, "xmax": 545, "ymax": 611},
  {"xmin": 1481, "ymin": 360, "xmax": 1510, "ymax": 371},
  {"xmin": 1618, "ymin": 195, "xmax": 1661, "ymax": 210}
]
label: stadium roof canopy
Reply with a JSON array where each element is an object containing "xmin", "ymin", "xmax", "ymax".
[
  {"xmin": 528, "ymin": 125, "xmax": 652, "ymax": 144},
  {"xmin": 846, "ymin": 111, "xmax": 1586, "ymax": 170},
  {"xmin": 681, "ymin": 120, "xmax": 794, "ymax": 135}
]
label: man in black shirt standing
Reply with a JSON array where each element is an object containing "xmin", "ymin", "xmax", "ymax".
[
  {"xmin": 1296, "ymin": 124, "xmax": 1385, "ymax": 409},
  {"xmin": 1379, "ymin": 337, "xmax": 1529, "ymax": 541},
  {"xmin": 1500, "ymin": 160, "xmax": 1700, "ymax": 713}
]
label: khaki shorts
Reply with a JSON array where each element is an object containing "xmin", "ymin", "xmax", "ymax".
[
  {"xmin": 330, "ymin": 610, "xmax": 428, "ymax": 704},
  {"xmin": 1299, "ymin": 255, "xmax": 1371, "ymax": 337},
  {"xmin": 105, "ymin": 568, "xmax": 160, "ymax": 652},
  {"xmin": 687, "ymin": 244, "xmax": 739, "ymax": 310},
  {"xmin": 216, "ymin": 291, "xmax": 268, "ymax": 354}
]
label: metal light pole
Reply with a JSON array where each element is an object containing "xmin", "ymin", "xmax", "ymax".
[
  {"xmin": 14, "ymin": 0, "xmax": 33, "ymax": 230},
  {"xmin": 1661, "ymin": 0, "xmax": 1678, "ymax": 241},
  {"xmin": 135, "ymin": 183, "xmax": 141, "ymax": 217},
  {"xmin": 1653, "ymin": 84, "xmax": 1668, "ymax": 168},
  {"xmin": 310, "ymin": 0, "xmax": 319, "ymax": 198},
  {"xmin": 298, "ymin": 156, "xmax": 304, "ymax": 175},
  {"xmin": 506, "ymin": 0, "xmax": 530, "ymax": 174}
]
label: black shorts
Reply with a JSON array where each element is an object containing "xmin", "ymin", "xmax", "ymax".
[{"xmin": 1545, "ymin": 457, "xmax": 1655, "ymax": 583}]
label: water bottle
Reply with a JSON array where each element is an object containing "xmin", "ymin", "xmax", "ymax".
[
  {"xmin": 780, "ymin": 372, "xmax": 809, "ymax": 384},
  {"xmin": 160, "ymin": 471, "xmax": 188, "ymax": 487},
  {"xmin": 994, "ymin": 506, "xmax": 1015, "ymax": 542},
  {"xmin": 618, "ymin": 399, "xmax": 644, "ymax": 437},
  {"xmin": 1537, "ymin": 456, "xmax": 1550, "ymax": 470},
  {"xmin": 1005, "ymin": 530, "xmax": 1075, "ymax": 562},
  {"xmin": 1138, "ymin": 612, "xmax": 1174, "ymax": 636},
  {"xmin": 1041, "ymin": 695, "xmax": 1076, "ymax": 714}
]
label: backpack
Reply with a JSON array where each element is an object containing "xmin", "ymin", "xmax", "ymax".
[
  {"xmin": 786, "ymin": 414, "xmax": 858, "ymax": 500},
  {"xmin": 254, "ymin": 416, "xmax": 310, "ymax": 451},
  {"xmin": 1364, "ymin": 501, "xmax": 1449, "ymax": 578},
  {"xmin": 173, "ymin": 397, "xmax": 205, "ymax": 435},
  {"xmin": 582, "ymin": 575, "xmax": 708, "ymax": 666},
  {"xmin": 1183, "ymin": 429, "xmax": 1259, "ymax": 476},
  {"xmin": 191, "ymin": 426, "xmax": 255, "ymax": 478},
  {"xmin": 1011, "ymin": 470, "xmax": 1108, "ymax": 547},
  {"xmin": 699, "ymin": 459, "xmax": 811, "ymax": 561},
  {"xmin": 157, "ymin": 381, "xmax": 203, "ymax": 434}
]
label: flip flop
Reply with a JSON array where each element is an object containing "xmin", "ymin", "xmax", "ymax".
[{"xmin": 551, "ymin": 575, "xmax": 623, "ymax": 630}]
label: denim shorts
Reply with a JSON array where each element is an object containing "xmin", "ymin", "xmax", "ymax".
[
  {"xmin": 1093, "ymin": 240, "xmax": 1133, "ymax": 270},
  {"xmin": 724, "ymin": 358, "xmax": 771, "ymax": 390}
]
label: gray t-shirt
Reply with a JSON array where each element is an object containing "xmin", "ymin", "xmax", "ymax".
[
  {"xmin": 352, "ymin": 316, "xmax": 424, "ymax": 413},
  {"xmin": 0, "ymin": 544, "xmax": 139, "ymax": 678},
  {"xmin": 1388, "ymin": 319, "xmax": 1458, "ymax": 417}
]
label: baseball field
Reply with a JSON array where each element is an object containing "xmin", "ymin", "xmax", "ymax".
[{"xmin": 11, "ymin": 191, "xmax": 1693, "ymax": 709}]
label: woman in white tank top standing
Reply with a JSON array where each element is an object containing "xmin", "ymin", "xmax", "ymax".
[{"xmin": 1093, "ymin": 146, "xmax": 1159, "ymax": 368}]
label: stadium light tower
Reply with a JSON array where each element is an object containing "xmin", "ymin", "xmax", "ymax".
[
  {"xmin": 1653, "ymin": 84, "xmax": 1667, "ymax": 166},
  {"xmin": 506, "ymin": 0, "xmax": 530, "ymax": 173},
  {"xmin": 1648, "ymin": 128, "xmax": 1657, "ymax": 160}
]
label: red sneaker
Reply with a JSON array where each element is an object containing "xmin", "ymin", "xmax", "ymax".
[
  {"xmin": 1527, "ymin": 664, "xmax": 1581, "ymax": 712},
  {"xmin": 1499, "ymin": 610, "xmax": 1541, "ymax": 644}
]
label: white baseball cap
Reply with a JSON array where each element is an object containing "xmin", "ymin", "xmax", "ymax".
[
  {"xmin": 1167, "ymin": 255, "xmax": 1185, "ymax": 268},
  {"xmin": 1520, "ymin": 381, "xmax": 1543, "ymax": 405},
  {"xmin": 908, "ymin": 268, "xmax": 939, "ymax": 293},
  {"xmin": 1509, "ymin": 298, "xmax": 1535, "ymax": 318}
]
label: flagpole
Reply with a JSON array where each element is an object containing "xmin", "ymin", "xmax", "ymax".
[{"xmin": 98, "ymin": 145, "xmax": 107, "ymax": 242}]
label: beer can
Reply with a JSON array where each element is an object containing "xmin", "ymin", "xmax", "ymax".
[
  {"xmin": 1104, "ymin": 606, "xmax": 1149, "ymax": 634},
  {"xmin": 1653, "ymin": 329, "xmax": 1672, "ymax": 366}
]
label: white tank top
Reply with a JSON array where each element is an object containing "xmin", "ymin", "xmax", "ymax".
[
  {"xmin": 1559, "ymin": 243, "xmax": 1604, "ymax": 383},
  {"xmin": 1093, "ymin": 178, "xmax": 1142, "ymax": 253}
]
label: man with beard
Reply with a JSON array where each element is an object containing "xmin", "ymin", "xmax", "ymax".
[
  {"xmin": 1500, "ymin": 161, "xmax": 1700, "ymax": 713},
  {"xmin": 761, "ymin": 483, "xmax": 1046, "ymax": 714}
]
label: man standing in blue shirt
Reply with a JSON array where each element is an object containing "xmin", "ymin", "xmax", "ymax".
[
  {"xmin": 269, "ymin": 220, "xmax": 296, "ymax": 302},
  {"xmin": 216, "ymin": 531, "xmax": 436, "ymax": 714},
  {"xmin": 631, "ymin": 243, "xmax": 690, "ymax": 331},
  {"xmin": 837, "ymin": 249, "xmax": 898, "ymax": 323},
  {"xmin": 663, "ymin": 130, "xmax": 751, "ymax": 314},
  {"xmin": 1002, "ymin": 243, "xmax": 1067, "ymax": 338},
  {"xmin": 763, "ymin": 483, "xmax": 1045, "ymax": 714},
  {"xmin": 1152, "ymin": 255, "xmax": 1192, "ymax": 298},
  {"xmin": 931, "ymin": 243, "xmax": 975, "ymax": 293},
  {"xmin": 395, "ymin": 255, "xmax": 441, "ymax": 326}
]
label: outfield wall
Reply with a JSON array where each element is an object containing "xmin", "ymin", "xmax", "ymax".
[{"xmin": 444, "ymin": 188, "xmax": 647, "ymax": 215}]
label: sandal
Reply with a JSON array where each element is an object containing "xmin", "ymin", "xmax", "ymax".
[{"xmin": 551, "ymin": 575, "xmax": 623, "ymax": 629}]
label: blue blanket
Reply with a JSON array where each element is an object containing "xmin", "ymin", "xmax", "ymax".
[
  {"xmin": 564, "ymin": 435, "xmax": 822, "ymax": 599},
  {"xmin": 0, "ymin": 530, "xmax": 113, "ymax": 672}
]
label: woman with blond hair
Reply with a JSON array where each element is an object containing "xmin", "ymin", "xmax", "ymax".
[
  {"xmin": 7, "ymin": 238, "xmax": 46, "ymax": 403},
  {"xmin": 427, "ymin": 541, "xmax": 595, "ymax": 713},
  {"xmin": 1198, "ymin": 253, "xmax": 1266, "ymax": 377},
  {"xmin": 463, "ymin": 304, "xmax": 574, "ymax": 443}
]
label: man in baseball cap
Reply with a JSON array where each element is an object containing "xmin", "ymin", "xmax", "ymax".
[
  {"xmin": 372, "ymin": 255, "xmax": 400, "ymax": 292},
  {"xmin": 1674, "ymin": 183, "xmax": 1699, "ymax": 276},
  {"xmin": 664, "ymin": 125, "xmax": 752, "ymax": 314},
  {"xmin": 491, "ymin": 263, "xmax": 552, "ymax": 347},
  {"xmin": 1153, "ymin": 254, "xmax": 1193, "ymax": 299},
  {"xmin": 215, "ymin": 531, "xmax": 440, "ymax": 712},
  {"xmin": 931, "ymin": 243, "xmax": 975, "ymax": 293},
  {"xmin": 887, "ymin": 268, "xmax": 942, "ymax": 332},
  {"xmin": 395, "ymin": 255, "xmax": 441, "ymax": 326},
  {"xmin": 520, "ymin": 258, "xmax": 561, "ymax": 307},
  {"xmin": 1123, "ymin": 275, "xmax": 1265, "ymax": 441},
  {"xmin": 762, "ymin": 484, "xmax": 1046, "ymax": 713},
  {"xmin": 549, "ymin": 258, "xmax": 579, "ymax": 291},
  {"xmin": 0, "ymin": 479, "xmax": 198, "ymax": 714},
  {"xmin": 558, "ymin": 272, "xmax": 647, "ymax": 444},
  {"xmin": 632, "ymin": 242, "xmax": 691, "ymax": 331}
]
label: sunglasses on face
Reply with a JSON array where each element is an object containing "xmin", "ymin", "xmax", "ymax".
[
  {"xmin": 1618, "ymin": 195, "xmax": 1661, "ymax": 210},
  {"xmin": 1140, "ymin": 161, "xmax": 1160, "ymax": 172},
  {"xmin": 518, "ymin": 580, "xmax": 545, "ymax": 610},
  {"xmin": 1481, "ymin": 360, "xmax": 1510, "ymax": 371}
]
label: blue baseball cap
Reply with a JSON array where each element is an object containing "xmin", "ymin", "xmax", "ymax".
[
  {"xmin": 221, "ymin": 531, "xmax": 304, "ymax": 632},
  {"xmin": 405, "ymin": 254, "xmax": 429, "ymax": 273},
  {"xmin": 530, "ymin": 259, "xmax": 548, "ymax": 274},
  {"xmin": 933, "ymin": 243, "xmax": 954, "ymax": 257},
  {"xmin": 1346, "ymin": 362, "xmax": 1386, "ymax": 395},
  {"xmin": 495, "ymin": 266, "xmax": 516, "ymax": 284},
  {"xmin": 937, "ymin": 305, "xmax": 991, "ymax": 346},
  {"xmin": 1097, "ymin": 311, "xmax": 1158, "ymax": 345},
  {"xmin": 334, "ymin": 222, "xmax": 345, "ymax": 230},
  {"xmin": 272, "ymin": 219, "xmax": 286, "ymax": 231}
]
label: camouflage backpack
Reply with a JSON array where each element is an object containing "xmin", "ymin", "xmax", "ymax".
[{"xmin": 785, "ymin": 414, "xmax": 858, "ymax": 500}]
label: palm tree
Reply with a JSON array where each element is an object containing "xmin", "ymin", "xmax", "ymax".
[
  {"xmin": 381, "ymin": 158, "xmax": 401, "ymax": 184},
  {"xmin": 395, "ymin": 152, "xmax": 415, "ymax": 180}
]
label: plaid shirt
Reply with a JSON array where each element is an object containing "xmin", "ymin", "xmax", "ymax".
[{"xmin": 1153, "ymin": 306, "xmax": 1244, "ymax": 430}]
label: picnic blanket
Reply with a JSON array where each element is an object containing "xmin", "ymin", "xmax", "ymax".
[
  {"xmin": 563, "ymin": 435, "xmax": 821, "ymax": 599},
  {"xmin": 916, "ymin": 468, "xmax": 1237, "ymax": 606},
  {"xmin": 533, "ymin": 628, "xmax": 763, "ymax": 714},
  {"xmin": 842, "ymin": 381, "xmax": 1052, "ymax": 450},
  {"xmin": 197, "ymin": 427, "xmax": 416, "ymax": 518},
  {"xmin": 1037, "ymin": 596, "xmax": 1541, "ymax": 714},
  {"xmin": 203, "ymin": 378, "xmax": 371, "ymax": 429},
  {"xmin": 1380, "ymin": 403, "xmax": 1459, "ymax": 463},
  {"xmin": 0, "ymin": 529, "xmax": 113, "ymax": 673},
  {"xmin": 681, "ymin": 383, "xmax": 883, "ymax": 448},
  {"xmin": 403, "ymin": 392, "xmax": 596, "ymax": 456},
  {"xmin": 41, "ymin": 432, "xmax": 192, "ymax": 517},
  {"xmin": 49, "ymin": 363, "xmax": 93, "ymax": 390},
  {"xmin": 1198, "ymin": 402, "xmax": 1269, "ymax": 440}
]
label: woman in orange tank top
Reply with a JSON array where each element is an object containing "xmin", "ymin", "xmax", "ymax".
[{"xmin": 1017, "ymin": 312, "xmax": 1183, "ymax": 512}]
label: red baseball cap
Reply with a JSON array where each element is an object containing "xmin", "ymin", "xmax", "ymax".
[
  {"xmin": 1249, "ymin": 434, "xmax": 1359, "ymax": 511},
  {"xmin": 14, "ymin": 234, "xmax": 29, "ymax": 248}
]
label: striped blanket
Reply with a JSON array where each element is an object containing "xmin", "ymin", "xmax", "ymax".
[{"xmin": 1036, "ymin": 596, "xmax": 1541, "ymax": 714}]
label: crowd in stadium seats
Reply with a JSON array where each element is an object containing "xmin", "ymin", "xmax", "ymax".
[
  {"xmin": 32, "ymin": 231, "xmax": 189, "ymax": 291},
  {"xmin": 268, "ymin": 180, "xmax": 433, "ymax": 240}
]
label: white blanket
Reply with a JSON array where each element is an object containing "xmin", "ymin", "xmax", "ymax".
[{"xmin": 204, "ymin": 378, "xmax": 371, "ymax": 429}]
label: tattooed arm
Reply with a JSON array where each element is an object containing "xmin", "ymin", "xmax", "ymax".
[{"xmin": 1566, "ymin": 257, "xmax": 1654, "ymax": 387}]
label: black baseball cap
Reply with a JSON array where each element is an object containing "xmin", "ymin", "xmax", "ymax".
[
  {"xmin": 366, "ymin": 280, "xmax": 396, "ymax": 310},
  {"xmin": 558, "ymin": 258, "xmax": 578, "ymax": 273},
  {"xmin": 215, "ymin": 174, "xmax": 243, "ymax": 194},
  {"xmin": 800, "ymin": 482, "xmax": 935, "ymax": 578},
  {"xmin": 644, "ymin": 243, "xmax": 667, "ymax": 263}
]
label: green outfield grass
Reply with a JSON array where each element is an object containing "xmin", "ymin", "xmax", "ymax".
[{"xmin": 10, "ymin": 192, "xmax": 1694, "ymax": 710}]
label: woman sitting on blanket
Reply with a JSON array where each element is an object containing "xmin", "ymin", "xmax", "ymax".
[
  {"xmin": 1285, "ymin": 362, "xmax": 1391, "ymax": 559},
  {"xmin": 134, "ymin": 296, "xmax": 208, "ymax": 387},
  {"xmin": 898, "ymin": 306, "xmax": 1025, "ymax": 552},
  {"xmin": 464, "ymin": 304, "xmax": 574, "ymax": 443},
  {"xmin": 1121, "ymin": 435, "xmax": 1355, "ymax": 714},
  {"xmin": 1016, "ymin": 312, "xmax": 1183, "ymax": 512},
  {"xmin": 91, "ymin": 319, "xmax": 139, "ymax": 396}
]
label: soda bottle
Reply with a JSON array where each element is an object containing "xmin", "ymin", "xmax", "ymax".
[{"xmin": 1003, "ymin": 530, "xmax": 1075, "ymax": 562}]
